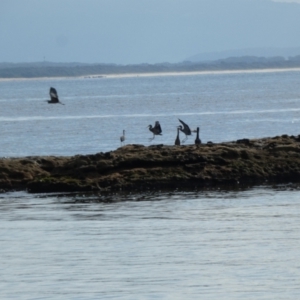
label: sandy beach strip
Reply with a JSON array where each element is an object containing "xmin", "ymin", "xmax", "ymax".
[
  {"xmin": 102, "ymin": 67, "xmax": 300, "ymax": 78},
  {"xmin": 1, "ymin": 67, "xmax": 300, "ymax": 82}
]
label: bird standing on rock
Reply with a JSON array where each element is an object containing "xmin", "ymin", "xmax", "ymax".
[
  {"xmin": 175, "ymin": 127, "xmax": 181, "ymax": 145},
  {"xmin": 195, "ymin": 127, "xmax": 201, "ymax": 145},
  {"xmin": 120, "ymin": 130, "xmax": 125, "ymax": 146},
  {"xmin": 178, "ymin": 118, "xmax": 192, "ymax": 143},
  {"xmin": 148, "ymin": 121, "xmax": 162, "ymax": 141}
]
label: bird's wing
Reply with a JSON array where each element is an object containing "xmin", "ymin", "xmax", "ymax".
[
  {"xmin": 49, "ymin": 87, "xmax": 58, "ymax": 99},
  {"xmin": 156, "ymin": 123, "xmax": 162, "ymax": 134},
  {"xmin": 154, "ymin": 121, "xmax": 162, "ymax": 134},
  {"xmin": 178, "ymin": 119, "xmax": 191, "ymax": 133},
  {"xmin": 50, "ymin": 92, "xmax": 58, "ymax": 99}
]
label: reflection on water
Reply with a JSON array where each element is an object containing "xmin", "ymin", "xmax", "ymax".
[{"xmin": 1, "ymin": 185, "xmax": 300, "ymax": 299}]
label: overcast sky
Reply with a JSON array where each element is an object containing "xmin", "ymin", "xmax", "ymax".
[{"xmin": 1, "ymin": 0, "xmax": 300, "ymax": 64}]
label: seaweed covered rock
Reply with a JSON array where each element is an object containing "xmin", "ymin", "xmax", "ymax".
[{"xmin": 1, "ymin": 134, "xmax": 300, "ymax": 193}]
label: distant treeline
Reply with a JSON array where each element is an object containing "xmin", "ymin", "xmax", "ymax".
[{"xmin": 1, "ymin": 55, "xmax": 300, "ymax": 78}]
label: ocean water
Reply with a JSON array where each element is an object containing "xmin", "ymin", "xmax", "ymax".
[
  {"xmin": 1, "ymin": 70, "xmax": 300, "ymax": 299},
  {"xmin": 1, "ymin": 70, "xmax": 300, "ymax": 157}
]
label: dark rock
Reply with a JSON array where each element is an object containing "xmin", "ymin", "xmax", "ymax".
[
  {"xmin": 236, "ymin": 138, "xmax": 250, "ymax": 145},
  {"xmin": 1, "ymin": 134, "xmax": 300, "ymax": 194}
]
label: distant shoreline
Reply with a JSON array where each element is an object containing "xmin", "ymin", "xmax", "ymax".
[
  {"xmin": 102, "ymin": 67, "xmax": 300, "ymax": 78},
  {"xmin": 1, "ymin": 67, "xmax": 300, "ymax": 82}
]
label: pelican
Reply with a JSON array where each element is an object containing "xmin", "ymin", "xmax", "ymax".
[
  {"xmin": 175, "ymin": 127, "xmax": 180, "ymax": 145},
  {"xmin": 178, "ymin": 118, "xmax": 192, "ymax": 143},
  {"xmin": 120, "ymin": 130, "xmax": 125, "ymax": 146},
  {"xmin": 148, "ymin": 121, "xmax": 162, "ymax": 141},
  {"xmin": 47, "ymin": 87, "xmax": 64, "ymax": 105},
  {"xmin": 195, "ymin": 127, "xmax": 201, "ymax": 145}
]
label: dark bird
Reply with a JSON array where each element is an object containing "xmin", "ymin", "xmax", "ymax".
[
  {"xmin": 47, "ymin": 87, "xmax": 64, "ymax": 105},
  {"xmin": 195, "ymin": 127, "xmax": 201, "ymax": 145},
  {"xmin": 120, "ymin": 130, "xmax": 125, "ymax": 146},
  {"xmin": 148, "ymin": 121, "xmax": 162, "ymax": 141},
  {"xmin": 178, "ymin": 118, "xmax": 192, "ymax": 143},
  {"xmin": 175, "ymin": 127, "xmax": 180, "ymax": 145}
]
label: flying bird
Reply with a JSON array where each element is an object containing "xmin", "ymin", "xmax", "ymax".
[
  {"xmin": 47, "ymin": 87, "xmax": 64, "ymax": 105},
  {"xmin": 178, "ymin": 118, "xmax": 192, "ymax": 143},
  {"xmin": 120, "ymin": 130, "xmax": 125, "ymax": 146},
  {"xmin": 148, "ymin": 121, "xmax": 162, "ymax": 141},
  {"xmin": 175, "ymin": 127, "xmax": 180, "ymax": 145},
  {"xmin": 195, "ymin": 127, "xmax": 201, "ymax": 145}
]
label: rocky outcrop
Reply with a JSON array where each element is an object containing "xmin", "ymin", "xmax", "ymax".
[{"xmin": 1, "ymin": 134, "xmax": 300, "ymax": 194}]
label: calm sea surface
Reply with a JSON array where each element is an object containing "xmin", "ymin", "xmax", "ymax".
[{"xmin": 1, "ymin": 70, "xmax": 300, "ymax": 299}]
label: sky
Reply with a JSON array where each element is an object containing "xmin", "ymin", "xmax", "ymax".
[{"xmin": 1, "ymin": 0, "xmax": 300, "ymax": 64}]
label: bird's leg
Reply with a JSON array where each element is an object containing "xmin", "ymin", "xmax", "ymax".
[
  {"xmin": 148, "ymin": 134, "xmax": 155, "ymax": 141},
  {"xmin": 182, "ymin": 136, "xmax": 187, "ymax": 143}
]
